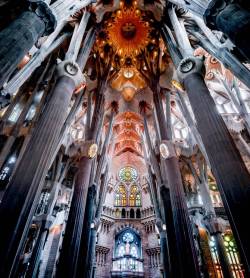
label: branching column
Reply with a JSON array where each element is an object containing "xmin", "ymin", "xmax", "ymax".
[
  {"xmin": 79, "ymin": 106, "xmax": 116, "ymax": 278},
  {"xmin": 204, "ymin": 2, "xmax": 250, "ymax": 62},
  {"xmin": 177, "ymin": 56, "xmax": 250, "ymax": 274},
  {"xmin": 0, "ymin": 73, "xmax": 81, "ymax": 276},
  {"xmin": 57, "ymin": 82, "xmax": 105, "ymax": 278},
  {"xmin": 153, "ymin": 83, "xmax": 200, "ymax": 277},
  {"xmin": 188, "ymin": 158, "xmax": 233, "ymax": 278},
  {"xmin": 0, "ymin": 1, "xmax": 56, "ymax": 87},
  {"xmin": 0, "ymin": 16, "xmax": 91, "ymax": 273}
]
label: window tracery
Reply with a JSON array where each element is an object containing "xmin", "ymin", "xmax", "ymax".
[
  {"xmin": 115, "ymin": 183, "xmax": 141, "ymax": 208},
  {"xmin": 130, "ymin": 184, "xmax": 141, "ymax": 207},
  {"xmin": 113, "ymin": 229, "xmax": 143, "ymax": 273},
  {"xmin": 209, "ymin": 233, "xmax": 244, "ymax": 277},
  {"xmin": 115, "ymin": 184, "xmax": 127, "ymax": 206},
  {"xmin": 119, "ymin": 166, "xmax": 138, "ymax": 183}
]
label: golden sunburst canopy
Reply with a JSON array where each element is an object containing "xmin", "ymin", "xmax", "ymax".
[{"xmin": 107, "ymin": 7, "xmax": 150, "ymax": 57}]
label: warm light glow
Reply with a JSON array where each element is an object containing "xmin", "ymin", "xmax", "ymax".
[
  {"xmin": 122, "ymin": 87, "xmax": 136, "ymax": 101},
  {"xmin": 107, "ymin": 7, "xmax": 150, "ymax": 57}
]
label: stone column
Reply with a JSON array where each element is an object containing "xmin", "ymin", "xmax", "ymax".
[
  {"xmin": 159, "ymin": 229, "xmax": 170, "ymax": 278},
  {"xmin": 177, "ymin": 55, "xmax": 250, "ymax": 274},
  {"xmin": 26, "ymin": 219, "xmax": 50, "ymax": 278},
  {"xmin": 56, "ymin": 150, "xmax": 96, "ymax": 278},
  {"xmin": 0, "ymin": 59, "xmax": 50, "ymax": 171},
  {"xmin": 57, "ymin": 82, "xmax": 105, "ymax": 277},
  {"xmin": 0, "ymin": 60, "xmax": 83, "ymax": 276},
  {"xmin": 0, "ymin": 1, "xmax": 56, "ymax": 87},
  {"xmin": 165, "ymin": 91, "xmax": 173, "ymax": 140},
  {"xmin": 204, "ymin": 2, "xmax": 250, "ymax": 62},
  {"xmin": 153, "ymin": 85, "xmax": 200, "ymax": 277},
  {"xmin": 81, "ymin": 184, "xmax": 97, "ymax": 278},
  {"xmin": 188, "ymin": 159, "xmax": 233, "ymax": 278},
  {"xmin": 80, "ymin": 109, "xmax": 116, "ymax": 277}
]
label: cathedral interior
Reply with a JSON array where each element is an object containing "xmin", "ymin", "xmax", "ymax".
[{"xmin": 0, "ymin": 0, "xmax": 250, "ymax": 277}]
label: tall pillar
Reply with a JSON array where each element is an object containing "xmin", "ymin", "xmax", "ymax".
[
  {"xmin": 204, "ymin": 2, "xmax": 250, "ymax": 62},
  {"xmin": 0, "ymin": 59, "xmax": 50, "ymax": 171},
  {"xmin": 0, "ymin": 2, "xmax": 56, "ymax": 87},
  {"xmin": 177, "ymin": 55, "xmax": 250, "ymax": 274},
  {"xmin": 57, "ymin": 84, "xmax": 105, "ymax": 277},
  {"xmin": 188, "ymin": 159, "xmax": 233, "ymax": 278},
  {"xmin": 159, "ymin": 229, "xmax": 171, "ymax": 278},
  {"xmin": 153, "ymin": 85, "xmax": 200, "ymax": 277},
  {"xmin": 166, "ymin": 0, "xmax": 250, "ymax": 62},
  {"xmin": 0, "ymin": 60, "xmax": 83, "ymax": 276},
  {"xmin": 79, "ymin": 108, "xmax": 116, "ymax": 277},
  {"xmin": 56, "ymin": 150, "xmax": 96, "ymax": 278},
  {"xmin": 79, "ymin": 183, "xmax": 97, "ymax": 278},
  {"xmin": 0, "ymin": 13, "xmax": 93, "ymax": 273},
  {"xmin": 26, "ymin": 219, "xmax": 50, "ymax": 278}
]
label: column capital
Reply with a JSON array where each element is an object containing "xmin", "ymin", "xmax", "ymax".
[
  {"xmin": 28, "ymin": 0, "xmax": 57, "ymax": 35},
  {"xmin": 159, "ymin": 140, "xmax": 176, "ymax": 159},
  {"xmin": 68, "ymin": 140, "xmax": 98, "ymax": 159},
  {"xmin": 56, "ymin": 60, "xmax": 85, "ymax": 88},
  {"xmin": 177, "ymin": 56, "xmax": 206, "ymax": 84}
]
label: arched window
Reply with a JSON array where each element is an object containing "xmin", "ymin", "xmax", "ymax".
[
  {"xmin": 122, "ymin": 208, "xmax": 126, "ymax": 218},
  {"xmin": 209, "ymin": 233, "xmax": 244, "ymax": 277},
  {"xmin": 130, "ymin": 209, "xmax": 135, "ymax": 218},
  {"xmin": 136, "ymin": 209, "xmax": 141, "ymax": 219},
  {"xmin": 136, "ymin": 193, "xmax": 141, "ymax": 206},
  {"xmin": 113, "ymin": 229, "xmax": 143, "ymax": 273},
  {"xmin": 115, "ymin": 193, "xmax": 120, "ymax": 206},
  {"xmin": 129, "ymin": 184, "xmax": 141, "ymax": 207},
  {"xmin": 115, "ymin": 208, "xmax": 121, "ymax": 218},
  {"xmin": 115, "ymin": 184, "xmax": 127, "ymax": 206},
  {"xmin": 129, "ymin": 194, "xmax": 135, "ymax": 206}
]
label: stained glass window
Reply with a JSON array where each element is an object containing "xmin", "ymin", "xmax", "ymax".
[
  {"xmin": 115, "ymin": 184, "xmax": 127, "ymax": 206},
  {"xmin": 129, "ymin": 185, "xmax": 141, "ymax": 207},
  {"xmin": 130, "ymin": 245, "xmax": 138, "ymax": 257},
  {"xmin": 113, "ymin": 229, "xmax": 142, "ymax": 273},
  {"xmin": 115, "ymin": 193, "xmax": 120, "ymax": 206},
  {"xmin": 129, "ymin": 193, "xmax": 135, "ymax": 206},
  {"xmin": 118, "ymin": 245, "xmax": 126, "ymax": 257},
  {"xmin": 135, "ymin": 193, "xmax": 141, "ymax": 206},
  {"xmin": 209, "ymin": 233, "xmax": 244, "ymax": 277},
  {"xmin": 0, "ymin": 166, "xmax": 10, "ymax": 181},
  {"xmin": 119, "ymin": 166, "xmax": 138, "ymax": 183},
  {"xmin": 123, "ymin": 232, "xmax": 134, "ymax": 243}
]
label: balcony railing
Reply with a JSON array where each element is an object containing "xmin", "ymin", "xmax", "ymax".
[{"xmin": 111, "ymin": 256, "xmax": 144, "ymax": 277}]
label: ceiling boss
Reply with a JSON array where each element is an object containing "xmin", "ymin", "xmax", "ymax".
[{"xmin": 106, "ymin": 2, "xmax": 151, "ymax": 58}]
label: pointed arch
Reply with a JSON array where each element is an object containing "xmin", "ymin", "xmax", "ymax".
[{"xmin": 130, "ymin": 208, "xmax": 135, "ymax": 218}]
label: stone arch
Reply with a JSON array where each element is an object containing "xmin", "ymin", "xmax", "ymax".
[{"xmin": 130, "ymin": 208, "xmax": 135, "ymax": 218}]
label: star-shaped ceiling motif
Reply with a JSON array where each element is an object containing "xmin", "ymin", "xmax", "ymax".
[{"xmin": 107, "ymin": 5, "xmax": 150, "ymax": 57}]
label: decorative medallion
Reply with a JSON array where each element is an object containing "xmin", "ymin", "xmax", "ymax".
[
  {"xmin": 179, "ymin": 59, "xmax": 194, "ymax": 73},
  {"xmin": 159, "ymin": 143, "xmax": 169, "ymax": 159},
  {"xmin": 88, "ymin": 143, "xmax": 98, "ymax": 158},
  {"xmin": 107, "ymin": 7, "xmax": 150, "ymax": 57},
  {"xmin": 64, "ymin": 62, "xmax": 79, "ymax": 76},
  {"xmin": 171, "ymin": 79, "xmax": 184, "ymax": 92}
]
